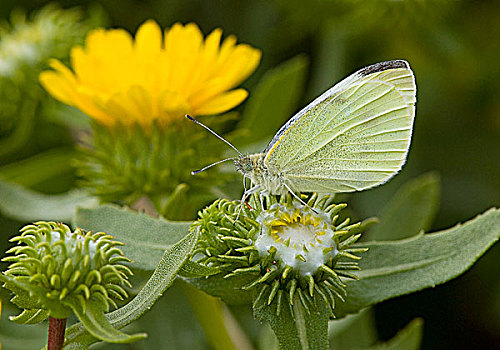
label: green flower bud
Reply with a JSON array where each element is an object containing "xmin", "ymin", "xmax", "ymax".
[
  {"xmin": 190, "ymin": 194, "xmax": 368, "ymax": 316},
  {"xmin": 2, "ymin": 221, "xmax": 132, "ymax": 318},
  {"xmin": 75, "ymin": 121, "xmax": 233, "ymax": 219}
]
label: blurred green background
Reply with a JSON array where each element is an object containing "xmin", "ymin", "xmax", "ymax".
[{"xmin": 0, "ymin": 0, "xmax": 498, "ymax": 349}]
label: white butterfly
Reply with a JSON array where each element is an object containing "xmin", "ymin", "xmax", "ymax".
[{"xmin": 189, "ymin": 60, "xmax": 416, "ymax": 205}]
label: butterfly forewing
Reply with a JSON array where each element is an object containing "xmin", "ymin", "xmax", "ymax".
[{"xmin": 264, "ymin": 60, "xmax": 416, "ymax": 193}]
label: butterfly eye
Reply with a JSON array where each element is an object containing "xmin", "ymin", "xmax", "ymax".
[{"xmin": 244, "ymin": 163, "xmax": 253, "ymax": 172}]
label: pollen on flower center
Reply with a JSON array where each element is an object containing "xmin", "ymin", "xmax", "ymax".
[{"xmin": 256, "ymin": 204, "xmax": 338, "ymax": 275}]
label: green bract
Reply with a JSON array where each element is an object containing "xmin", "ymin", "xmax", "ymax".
[
  {"xmin": 190, "ymin": 194, "xmax": 368, "ymax": 316},
  {"xmin": 76, "ymin": 121, "xmax": 234, "ymax": 220},
  {"xmin": 2, "ymin": 221, "xmax": 132, "ymax": 319}
]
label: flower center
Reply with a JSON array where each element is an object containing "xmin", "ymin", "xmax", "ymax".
[{"xmin": 255, "ymin": 203, "xmax": 338, "ymax": 275}]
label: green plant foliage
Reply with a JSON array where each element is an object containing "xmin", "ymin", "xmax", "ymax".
[
  {"xmin": 0, "ymin": 147, "xmax": 76, "ymax": 187},
  {"xmin": 329, "ymin": 308, "xmax": 377, "ymax": 349},
  {"xmin": 63, "ymin": 227, "xmax": 199, "ymax": 348},
  {"xmin": 258, "ymin": 324, "xmax": 279, "ymax": 350},
  {"xmin": 335, "ymin": 208, "xmax": 500, "ymax": 318},
  {"xmin": 183, "ymin": 282, "xmax": 239, "ymax": 350},
  {"xmin": 254, "ymin": 293, "xmax": 330, "ymax": 350},
  {"xmin": 10, "ymin": 308, "xmax": 49, "ymax": 325},
  {"xmin": 364, "ymin": 172, "xmax": 440, "ymax": 241},
  {"xmin": 0, "ymin": 4, "xmax": 104, "ymax": 160},
  {"xmin": 76, "ymin": 121, "xmax": 234, "ymax": 220},
  {"xmin": 188, "ymin": 195, "xmax": 369, "ymax": 313},
  {"xmin": 239, "ymin": 55, "xmax": 308, "ymax": 145},
  {"xmin": 361, "ymin": 318, "xmax": 423, "ymax": 350},
  {"xmin": 0, "ymin": 221, "xmax": 145, "ymax": 344},
  {"xmin": 70, "ymin": 299, "xmax": 146, "ymax": 344},
  {"xmin": 0, "ymin": 305, "xmax": 46, "ymax": 349},
  {"xmin": 0, "ymin": 1, "xmax": 499, "ymax": 348},
  {"xmin": 74, "ymin": 204, "xmax": 191, "ymax": 270},
  {"xmin": 0, "ymin": 179, "xmax": 97, "ymax": 222}
]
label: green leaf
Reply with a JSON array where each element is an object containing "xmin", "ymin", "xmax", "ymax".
[
  {"xmin": 189, "ymin": 272, "xmax": 255, "ymax": 306},
  {"xmin": 0, "ymin": 305, "xmax": 46, "ymax": 350},
  {"xmin": 365, "ymin": 172, "xmax": 440, "ymax": 241},
  {"xmin": 361, "ymin": 318, "xmax": 423, "ymax": 350},
  {"xmin": 335, "ymin": 208, "xmax": 500, "ymax": 318},
  {"xmin": 240, "ymin": 55, "xmax": 308, "ymax": 144},
  {"xmin": 0, "ymin": 179, "xmax": 97, "ymax": 222},
  {"xmin": 258, "ymin": 324, "xmax": 279, "ymax": 350},
  {"xmin": 68, "ymin": 298, "xmax": 147, "ymax": 343},
  {"xmin": 120, "ymin": 280, "xmax": 208, "ymax": 350},
  {"xmin": 307, "ymin": 22, "xmax": 347, "ymax": 100},
  {"xmin": 74, "ymin": 204, "xmax": 191, "ymax": 270},
  {"xmin": 10, "ymin": 308, "xmax": 49, "ymax": 325},
  {"xmin": 0, "ymin": 95, "xmax": 37, "ymax": 158},
  {"xmin": 329, "ymin": 308, "xmax": 377, "ymax": 349},
  {"xmin": 179, "ymin": 260, "xmax": 221, "ymax": 278},
  {"xmin": 0, "ymin": 274, "xmax": 72, "ymax": 319},
  {"xmin": 182, "ymin": 282, "xmax": 239, "ymax": 350},
  {"xmin": 253, "ymin": 294, "xmax": 329, "ymax": 350},
  {"xmin": 64, "ymin": 227, "xmax": 199, "ymax": 348},
  {"xmin": 160, "ymin": 183, "xmax": 190, "ymax": 220},
  {"xmin": 0, "ymin": 147, "xmax": 76, "ymax": 187}
]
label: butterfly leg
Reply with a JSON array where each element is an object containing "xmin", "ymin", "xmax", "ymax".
[
  {"xmin": 282, "ymin": 182, "xmax": 318, "ymax": 214},
  {"xmin": 235, "ymin": 181, "xmax": 261, "ymax": 222}
]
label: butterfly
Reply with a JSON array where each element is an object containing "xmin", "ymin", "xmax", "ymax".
[{"xmin": 189, "ymin": 60, "xmax": 416, "ymax": 206}]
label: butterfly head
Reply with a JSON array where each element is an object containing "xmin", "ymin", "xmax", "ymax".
[{"xmin": 234, "ymin": 155, "xmax": 254, "ymax": 175}]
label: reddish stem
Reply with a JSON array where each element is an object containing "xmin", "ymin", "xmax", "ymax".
[{"xmin": 48, "ymin": 317, "xmax": 67, "ymax": 350}]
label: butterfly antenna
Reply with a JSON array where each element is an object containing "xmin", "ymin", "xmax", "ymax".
[
  {"xmin": 191, "ymin": 157, "xmax": 235, "ymax": 175},
  {"xmin": 185, "ymin": 115, "xmax": 243, "ymax": 157}
]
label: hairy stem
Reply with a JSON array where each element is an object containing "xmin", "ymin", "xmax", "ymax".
[{"xmin": 48, "ymin": 317, "xmax": 67, "ymax": 350}]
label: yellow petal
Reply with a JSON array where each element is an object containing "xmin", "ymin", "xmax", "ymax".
[
  {"xmin": 193, "ymin": 89, "xmax": 248, "ymax": 115},
  {"xmin": 135, "ymin": 20, "xmax": 162, "ymax": 55},
  {"xmin": 39, "ymin": 71, "xmax": 76, "ymax": 106},
  {"xmin": 157, "ymin": 90, "xmax": 190, "ymax": 125},
  {"xmin": 39, "ymin": 21, "xmax": 260, "ymax": 128},
  {"xmin": 165, "ymin": 23, "xmax": 203, "ymax": 93},
  {"xmin": 183, "ymin": 28, "xmax": 222, "ymax": 95}
]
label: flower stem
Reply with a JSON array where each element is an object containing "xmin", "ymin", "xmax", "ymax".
[{"xmin": 48, "ymin": 317, "xmax": 67, "ymax": 350}]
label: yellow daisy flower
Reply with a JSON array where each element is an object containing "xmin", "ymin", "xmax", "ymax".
[{"xmin": 39, "ymin": 20, "xmax": 261, "ymax": 128}]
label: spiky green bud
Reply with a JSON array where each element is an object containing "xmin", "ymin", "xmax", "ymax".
[
  {"xmin": 75, "ymin": 121, "xmax": 233, "ymax": 219},
  {"xmin": 190, "ymin": 194, "xmax": 369, "ymax": 316},
  {"xmin": 2, "ymin": 221, "xmax": 132, "ymax": 319}
]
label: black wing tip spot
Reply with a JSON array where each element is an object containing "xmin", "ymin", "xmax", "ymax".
[{"xmin": 359, "ymin": 60, "xmax": 409, "ymax": 76}]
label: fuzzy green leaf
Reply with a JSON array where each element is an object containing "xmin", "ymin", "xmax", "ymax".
[
  {"xmin": 0, "ymin": 179, "xmax": 97, "ymax": 222},
  {"xmin": 120, "ymin": 281, "xmax": 208, "ymax": 350},
  {"xmin": 179, "ymin": 260, "xmax": 221, "ymax": 278},
  {"xmin": 10, "ymin": 308, "xmax": 49, "ymax": 325},
  {"xmin": 0, "ymin": 274, "xmax": 71, "ymax": 319},
  {"xmin": 74, "ymin": 204, "xmax": 191, "ymax": 270},
  {"xmin": 63, "ymin": 228, "xmax": 199, "ymax": 348},
  {"xmin": 68, "ymin": 298, "xmax": 147, "ymax": 343},
  {"xmin": 335, "ymin": 208, "xmax": 500, "ymax": 318},
  {"xmin": 254, "ymin": 294, "xmax": 330, "ymax": 350},
  {"xmin": 240, "ymin": 55, "xmax": 308, "ymax": 144},
  {"xmin": 365, "ymin": 172, "xmax": 440, "ymax": 241},
  {"xmin": 361, "ymin": 318, "xmax": 423, "ymax": 350},
  {"xmin": 189, "ymin": 272, "xmax": 255, "ymax": 305}
]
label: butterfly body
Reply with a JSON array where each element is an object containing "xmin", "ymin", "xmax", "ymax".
[{"xmin": 235, "ymin": 153, "xmax": 287, "ymax": 196}]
